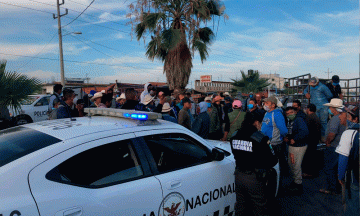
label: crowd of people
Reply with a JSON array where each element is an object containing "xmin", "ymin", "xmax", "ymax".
[{"xmin": 44, "ymin": 76, "xmax": 358, "ymax": 215}]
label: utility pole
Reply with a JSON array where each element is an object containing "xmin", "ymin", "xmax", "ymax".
[
  {"xmin": 325, "ymin": 68, "xmax": 333, "ymax": 80},
  {"xmin": 53, "ymin": 0, "xmax": 68, "ymax": 87}
]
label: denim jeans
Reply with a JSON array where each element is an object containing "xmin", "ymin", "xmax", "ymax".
[
  {"xmin": 316, "ymin": 107, "xmax": 328, "ymax": 137},
  {"xmin": 323, "ymin": 147, "xmax": 339, "ymax": 192}
]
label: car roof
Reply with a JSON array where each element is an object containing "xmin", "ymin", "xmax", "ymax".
[{"xmin": 21, "ymin": 116, "xmax": 182, "ymax": 141}]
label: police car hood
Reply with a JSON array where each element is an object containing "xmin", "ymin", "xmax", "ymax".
[{"xmin": 205, "ymin": 140, "xmax": 232, "ymax": 153}]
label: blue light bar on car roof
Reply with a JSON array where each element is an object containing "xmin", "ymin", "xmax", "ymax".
[{"xmin": 84, "ymin": 108, "xmax": 161, "ymax": 121}]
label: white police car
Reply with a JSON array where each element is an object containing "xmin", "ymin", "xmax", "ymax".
[
  {"xmin": 8, "ymin": 94, "xmax": 50, "ymax": 125},
  {"xmin": 0, "ymin": 108, "xmax": 279, "ymax": 216}
]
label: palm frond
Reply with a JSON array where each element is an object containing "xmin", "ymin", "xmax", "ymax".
[{"xmin": 0, "ymin": 61, "xmax": 42, "ymax": 111}]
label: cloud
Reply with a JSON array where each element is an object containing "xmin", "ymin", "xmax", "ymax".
[
  {"xmin": 23, "ymin": 70, "xmax": 59, "ymax": 82},
  {"xmin": 316, "ymin": 9, "xmax": 359, "ymax": 26},
  {"xmin": 231, "ymin": 16, "xmax": 256, "ymax": 26},
  {"xmin": 98, "ymin": 12, "xmax": 127, "ymax": 22},
  {"xmin": 0, "ymin": 43, "xmax": 58, "ymax": 60}
]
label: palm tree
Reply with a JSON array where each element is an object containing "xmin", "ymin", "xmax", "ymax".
[
  {"xmin": 0, "ymin": 60, "xmax": 42, "ymax": 112},
  {"xmin": 128, "ymin": 0, "xmax": 227, "ymax": 92},
  {"xmin": 232, "ymin": 70, "xmax": 270, "ymax": 94}
]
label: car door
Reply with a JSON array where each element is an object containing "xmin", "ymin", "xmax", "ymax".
[
  {"xmin": 28, "ymin": 133, "xmax": 162, "ymax": 216},
  {"xmin": 32, "ymin": 96, "xmax": 50, "ymax": 122},
  {"xmin": 136, "ymin": 129, "xmax": 236, "ymax": 216}
]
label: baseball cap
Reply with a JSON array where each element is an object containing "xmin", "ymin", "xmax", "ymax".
[
  {"xmin": 309, "ymin": 77, "xmax": 319, "ymax": 85},
  {"xmin": 225, "ymin": 97, "xmax": 232, "ymax": 102},
  {"xmin": 232, "ymin": 100, "xmax": 242, "ymax": 109},
  {"xmin": 332, "ymin": 75, "xmax": 340, "ymax": 83},
  {"xmin": 76, "ymin": 99, "xmax": 85, "ymax": 105},
  {"xmin": 263, "ymin": 96, "xmax": 277, "ymax": 105}
]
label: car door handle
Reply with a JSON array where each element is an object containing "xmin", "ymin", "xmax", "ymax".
[
  {"xmin": 167, "ymin": 180, "xmax": 182, "ymax": 190},
  {"xmin": 63, "ymin": 207, "xmax": 82, "ymax": 216}
]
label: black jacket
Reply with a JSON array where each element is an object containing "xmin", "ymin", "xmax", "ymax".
[
  {"xmin": 230, "ymin": 126, "xmax": 278, "ymax": 171},
  {"xmin": 120, "ymin": 100, "xmax": 139, "ymax": 110}
]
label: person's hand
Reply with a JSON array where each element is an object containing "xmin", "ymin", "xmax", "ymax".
[
  {"xmin": 338, "ymin": 179, "xmax": 345, "ymax": 185},
  {"xmin": 220, "ymin": 137, "xmax": 227, "ymax": 141},
  {"xmin": 305, "ymin": 93, "xmax": 310, "ymax": 99},
  {"xmin": 325, "ymin": 140, "xmax": 331, "ymax": 147},
  {"xmin": 290, "ymin": 139, "xmax": 295, "ymax": 145},
  {"xmin": 158, "ymin": 92, "xmax": 165, "ymax": 104},
  {"xmin": 290, "ymin": 153, "xmax": 295, "ymax": 164},
  {"xmin": 284, "ymin": 137, "xmax": 289, "ymax": 143}
]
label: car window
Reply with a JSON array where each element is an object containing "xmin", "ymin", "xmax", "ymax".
[
  {"xmin": 20, "ymin": 96, "xmax": 39, "ymax": 105},
  {"xmin": 143, "ymin": 133, "xmax": 211, "ymax": 173},
  {"xmin": 35, "ymin": 97, "xmax": 49, "ymax": 106},
  {"xmin": 46, "ymin": 139, "xmax": 144, "ymax": 187},
  {"xmin": 0, "ymin": 126, "xmax": 62, "ymax": 168}
]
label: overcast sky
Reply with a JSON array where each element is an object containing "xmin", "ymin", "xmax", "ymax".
[{"xmin": 1, "ymin": 0, "xmax": 358, "ymax": 87}]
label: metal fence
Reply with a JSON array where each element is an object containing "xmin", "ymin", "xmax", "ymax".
[{"xmin": 285, "ymin": 74, "xmax": 360, "ymax": 107}]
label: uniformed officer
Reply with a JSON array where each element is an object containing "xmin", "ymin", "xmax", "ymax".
[{"xmin": 230, "ymin": 112, "xmax": 278, "ymax": 216}]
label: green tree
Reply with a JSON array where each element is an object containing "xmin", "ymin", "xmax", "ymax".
[
  {"xmin": 128, "ymin": 0, "xmax": 227, "ymax": 92},
  {"xmin": 0, "ymin": 60, "xmax": 42, "ymax": 112},
  {"xmin": 232, "ymin": 70, "xmax": 270, "ymax": 94}
]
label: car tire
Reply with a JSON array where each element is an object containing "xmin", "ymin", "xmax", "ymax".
[{"xmin": 16, "ymin": 116, "xmax": 31, "ymax": 125}]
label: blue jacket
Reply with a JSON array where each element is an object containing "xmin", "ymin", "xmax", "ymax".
[
  {"xmin": 287, "ymin": 116, "xmax": 309, "ymax": 147},
  {"xmin": 192, "ymin": 112, "xmax": 211, "ymax": 139},
  {"xmin": 261, "ymin": 109, "xmax": 288, "ymax": 144},
  {"xmin": 303, "ymin": 82, "xmax": 333, "ymax": 109},
  {"xmin": 162, "ymin": 114, "xmax": 178, "ymax": 124}
]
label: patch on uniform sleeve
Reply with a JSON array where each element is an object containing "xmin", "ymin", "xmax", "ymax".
[{"xmin": 232, "ymin": 140, "xmax": 253, "ymax": 152}]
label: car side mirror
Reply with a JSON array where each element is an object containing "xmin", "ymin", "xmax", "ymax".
[{"xmin": 212, "ymin": 148, "xmax": 225, "ymax": 161}]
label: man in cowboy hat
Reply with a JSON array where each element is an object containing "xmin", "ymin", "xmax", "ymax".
[
  {"xmin": 304, "ymin": 76, "xmax": 333, "ymax": 141},
  {"xmin": 320, "ymin": 98, "xmax": 348, "ymax": 195},
  {"xmin": 135, "ymin": 92, "xmax": 165, "ymax": 113},
  {"xmin": 161, "ymin": 103, "xmax": 177, "ymax": 123},
  {"xmin": 91, "ymin": 92, "xmax": 106, "ymax": 108},
  {"xmin": 116, "ymin": 93, "xmax": 126, "ymax": 109}
]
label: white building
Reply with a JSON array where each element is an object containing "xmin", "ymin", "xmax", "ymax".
[{"xmin": 260, "ymin": 74, "xmax": 285, "ymax": 90}]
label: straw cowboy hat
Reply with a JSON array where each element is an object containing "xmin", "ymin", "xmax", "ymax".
[
  {"xmin": 116, "ymin": 93, "xmax": 126, "ymax": 101},
  {"xmin": 143, "ymin": 94, "xmax": 155, "ymax": 105},
  {"xmin": 162, "ymin": 103, "xmax": 172, "ymax": 113},
  {"xmin": 90, "ymin": 92, "xmax": 103, "ymax": 102},
  {"xmin": 324, "ymin": 98, "xmax": 344, "ymax": 108}
]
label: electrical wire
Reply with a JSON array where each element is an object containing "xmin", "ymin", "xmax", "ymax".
[
  {"xmin": 63, "ymin": 0, "xmax": 96, "ymax": 27},
  {"xmin": 0, "ymin": 52, "xmax": 161, "ymax": 71},
  {"xmin": 29, "ymin": 0, "xmax": 128, "ymax": 27},
  {"xmin": 16, "ymin": 33, "xmax": 58, "ymax": 71}
]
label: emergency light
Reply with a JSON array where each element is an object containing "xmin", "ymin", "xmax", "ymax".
[{"xmin": 84, "ymin": 108, "xmax": 161, "ymax": 121}]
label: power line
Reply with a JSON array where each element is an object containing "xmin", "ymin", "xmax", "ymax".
[
  {"xmin": 16, "ymin": 33, "xmax": 58, "ymax": 71},
  {"xmin": 67, "ymin": 0, "xmax": 133, "ymax": 15},
  {"xmin": 63, "ymin": 0, "xmax": 96, "ymax": 27},
  {"xmin": 0, "ymin": 52, "xmax": 161, "ymax": 71},
  {"xmin": 0, "ymin": 1, "xmax": 130, "ymax": 34},
  {"xmin": 29, "ymin": 0, "xmax": 128, "ymax": 27}
]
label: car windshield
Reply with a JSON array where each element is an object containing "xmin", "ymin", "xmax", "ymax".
[
  {"xmin": 0, "ymin": 126, "xmax": 62, "ymax": 168},
  {"xmin": 20, "ymin": 96, "xmax": 39, "ymax": 105}
]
